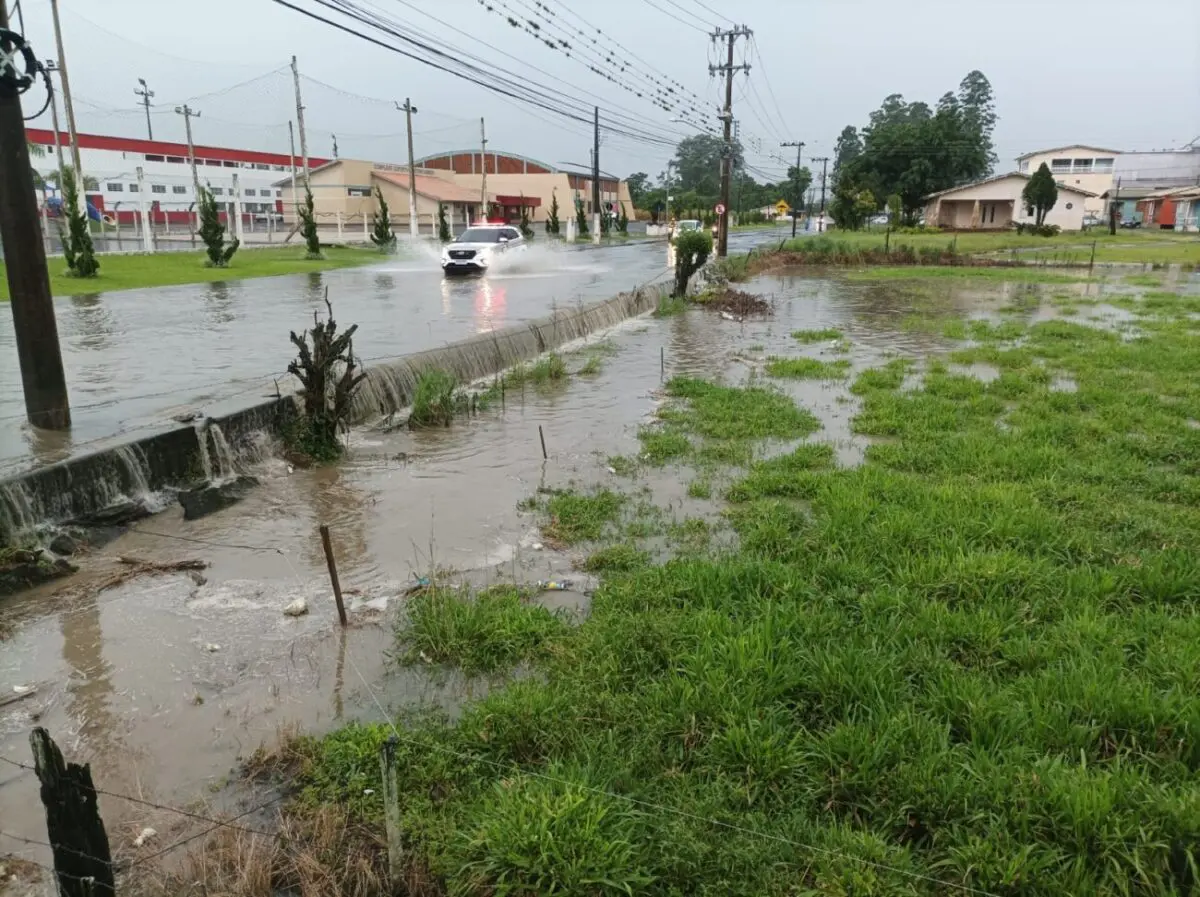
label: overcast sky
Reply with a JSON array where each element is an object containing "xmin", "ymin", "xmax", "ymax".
[{"xmin": 16, "ymin": 0, "xmax": 1200, "ymax": 183}]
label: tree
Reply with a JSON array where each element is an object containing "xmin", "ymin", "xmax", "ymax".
[
  {"xmin": 46, "ymin": 165, "xmax": 98, "ymax": 193},
  {"xmin": 298, "ymin": 188, "xmax": 322, "ymax": 259},
  {"xmin": 518, "ymin": 195, "xmax": 533, "ymax": 238},
  {"xmin": 437, "ymin": 202, "xmax": 451, "ymax": 242},
  {"xmin": 833, "ymin": 126, "xmax": 863, "ymax": 179},
  {"xmin": 546, "ymin": 189, "xmax": 560, "ymax": 235},
  {"xmin": 600, "ymin": 203, "xmax": 612, "ymax": 236},
  {"xmin": 958, "ymin": 70, "xmax": 998, "ymax": 176},
  {"xmin": 287, "ymin": 297, "xmax": 366, "ymax": 462},
  {"xmin": 616, "ymin": 201, "xmax": 629, "ymax": 234},
  {"xmin": 58, "ymin": 167, "xmax": 98, "ymax": 278},
  {"xmin": 369, "ymin": 187, "xmax": 396, "ymax": 251},
  {"xmin": 672, "ymin": 134, "xmax": 742, "ymax": 200},
  {"xmin": 197, "ymin": 186, "xmax": 240, "ymax": 267},
  {"xmin": 1022, "ymin": 163, "xmax": 1058, "ymax": 226},
  {"xmin": 673, "ymin": 229, "xmax": 711, "ymax": 297},
  {"xmin": 626, "ymin": 171, "xmax": 650, "ymax": 208},
  {"xmin": 828, "ymin": 176, "xmax": 876, "ymax": 231},
  {"xmin": 788, "ymin": 165, "xmax": 813, "ymax": 213},
  {"xmin": 574, "ymin": 195, "xmax": 588, "ymax": 237}
]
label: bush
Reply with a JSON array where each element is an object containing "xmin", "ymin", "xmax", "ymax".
[
  {"xmin": 673, "ymin": 229, "xmax": 712, "ymax": 297},
  {"xmin": 59, "ymin": 167, "xmax": 98, "ymax": 277},
  {"xmin": 409, "ymin": 369, "xmax": 460, "ymax": 427},
  {"xmin": 197, "ymin": 186, "xmax": 239, "ymax": 267},
  {"xmin": 1012, "ymin": 221, "xmax": 1062, "ymax": 237},
  {"xmin": 298, "ymin": 188, "xmax": 323, "ymax": 259}
]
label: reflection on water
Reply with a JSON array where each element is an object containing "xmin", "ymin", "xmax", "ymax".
[
  {"xmin": 67, "ymin": 294, "xmax": 115, "ymax": 353},
  {"xmin": 304, "ymin": 271, "xmax": 325, "ymax": 304},
  {"xmin": 203, "ymin": 281, "xmax": 238, "ymax": 326},
  {"xmin": 61, "ymin": 593, "xmax": 120, "ymax": 762}
]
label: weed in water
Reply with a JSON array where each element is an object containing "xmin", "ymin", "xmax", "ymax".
[
  {"xmin": 543, "ymin": 488, "xmax": 625, "ymax": 545},
  {"xmin": 791, "ymin": 327, "xmax": 843, "ymax": 343},
  {"xmin": 606, "ymin": 455, "xmax": 638, "ymax": 477},
  {"xmin": 664, "ymin": 377, "xmax": 820, "ymax": 440},
  {"xmin": 581, "ymin": 544, "xmax": 651, "ymax": 573},
  {"xmin": 653, "ymin": 294, "xmax": 689, "ymax": 317},
  {"xmin": 765, "ymin": 357, "xmax": 851, "ymax": 380},
  {"xmin": 409, "ymin": 369, "xmax": 460, "ymax": 427},
  {"xmin": 849, "ymin": 358, "xmax": 912, "ymax": 395},
  {"xmin": 578, "ymin": 355, "xmax": 603, "ymax": 376},
  {"xmin": 637, "ymin": 426, "xmax": 692, "ymax": 465},
  {"xmin": 687, "ymin": 478, "xmax": 712, "ymax": 499}
]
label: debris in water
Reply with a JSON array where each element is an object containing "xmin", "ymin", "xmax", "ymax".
[
  {"xmin": 404, "ymin": 576, "xmax": 431, "ymax": 596},
  {"xmin": 537, "ymin": 580, "xmax": 574, "ymax": 591},
  {"xmin": 531, "ymin": 542, "xmax": 544, "ymax": 551},
  {"xmin": 172, "ymin": 411, "xmax": 203, "ymax": 424},
  {"xmin": 418, "ymin": 650, "xmax": 433, "ymax": 664},
  {"xmin": 203, "ymin": 644, "xmax": 221, "ymax": 653},
  {"xmin": 705, "ymin": 287, "xmax": 773, "ymax": 318},
  {"xmin": 283, "ymin": 597, "xmax": 309, "ymax": 617},
  {"xmin": 188, "ymin": 570, "xmax": 208, "ymax": 587},
  {"xmin": 606, "ymin": 466, "xmax": 617, "ymax": 475},
  {"xmin": 0, "ymin": 686, "xmax": 37, "ymax": 709},
  {"xmin": 71, "ymin": 556, "xmax": 208, "ymax": 598},
  {"xmin": 132, "ymin": 828, "xmax": 157, "ymax": 847}
]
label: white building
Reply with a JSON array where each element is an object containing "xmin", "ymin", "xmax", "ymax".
[
  {"xmin": 1015, "ymin": 145, "xmax": 1121, "ymax": 214},
  {"xmin": 25, "ymin": 127, "xmax": 329, "ymax": 226},
  {"xmin": 924, "ymin": 173, "xmax": 1093, "ymax": 230}
]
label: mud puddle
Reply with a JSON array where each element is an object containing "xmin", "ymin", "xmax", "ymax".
[{"xmin": 0, "ymin": 270, "xmax": 1118, "ymax": 866}]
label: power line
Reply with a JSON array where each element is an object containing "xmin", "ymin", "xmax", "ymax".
[{"xmin": 638, "ymin": 0, "xmax": 711, "ymax": 34}]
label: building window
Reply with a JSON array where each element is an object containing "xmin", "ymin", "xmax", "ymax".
[
  {"xmin": 1065, "ymin": 202, "xmax": 1074, "ymax": 210},
  {"xmin": 172, "ymin": 185, "xmax": 187, "ymax": 194},
  {"xmin": 1094, "ymin": 158, "xmax": 1114, "ymax": 173},
  {"xmin": 1051, "ymin": 158, "xmax": 1071, "ymax": 173},
  {"xmin": 106, "ymin": 182, "xmax": 124, "ymax": 192},
  {"xmin": 167, "ymin": 156, "xmax": 185, "ymax": 164},
  {"xmin": 254, "ymin": 163, "xmax": 270, "ymax": 170},
  {"xmin": 204, "ymin": 159, "xmax": 222, "ymax": 166},
  {"xmin": 223, "ymin": 160, "xmax": 237, "ymax": 168},
  {"xmin": 1073, "ymin": 158, "xmax": 1093, "ymax": 173},
  {"xmin": 151, "ymin": 184, "xmax": 166, "ymax": 194},
  {"xmin": 145, "ymin": 154, "xmax": 165, "ymax": 162},
  {"xmin": 347, "ymin": 187, "xmax": 371, "ymax": 196},
  {"xmin": 128, "ymin": 184, "xmax": 139, "ymax": 192},
  {"xmin": 245, "ymin": 189, "xmax": 256, "ymax": 196},
  {"xmin": 211, "ymin": 187, "xmax": 224, "ymax": 196},
  {"xmin": 1018, "ymin": 160, "xmax": 1029, "ymax": 173},
  {"xmin": 276, "ymin": 190, "xmax": 282, "ymax": 197}
]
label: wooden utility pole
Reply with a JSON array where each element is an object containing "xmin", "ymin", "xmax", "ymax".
[
  {"xmin": 812, "ymin": 156, "xmax": 831, "ymax": 231},
  {"xmin": 0, "ymin": 7, "xmax": 72, "ymax": 429},
  {"xmin": 781, "ymin": 140, "xmax": 805, "ymax": 237},
  {"xmin": 710, "ymin": 25, "xmax": 751, "ymax": 257},
  {"xmin": 291, "ymin": 56, "xmax": 310, "ymax": 188},
  {"xmin": 48, "ymin": 0, "xmax": 84, "ymax": 215},
  {"xmin": 592, "ymin": 105, "xmax": 601, "ymax": 238},
  {"xmin": 398, "ymin": 98, "xmax": 418, "ymax": 237},
  {"xmin": 30, "ymin": 728, "xmax": 114, "ymax": 896},
  {"xmin": 43, "ymin": 60, "xmax": 66, "ymax": 194},
  {"xmin": 479, "ymin": 116, "xmax": 488, "ymax": 218},
  {"xmin": 1109, "ymin": 176, "xmax": 1121, "ymax": 235}
]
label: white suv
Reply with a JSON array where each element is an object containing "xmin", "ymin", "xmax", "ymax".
[{"xmin": 441, "ymin": 224, "xmax": 526, "ymax": 274}]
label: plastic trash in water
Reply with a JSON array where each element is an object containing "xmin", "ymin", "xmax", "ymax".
[
  {"xmin": 537, "ymin": 579, "xmax": 573, "ymax": 592},
  {"xmin": 404, "ymin": 576, "xmax": 431, "ymax": 596}
]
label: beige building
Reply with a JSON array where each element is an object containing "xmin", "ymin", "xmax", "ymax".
[
  {"xmin": 275, "ymin": 150, "xmax": 635, "ymax": 236},
  {"xmin": 1015, "ymin": 145, "xmax": 1121, "ymax": 214},
  {"xmin": 924, "ymin": 173, "xmax": 1093, "ymax": 230}
]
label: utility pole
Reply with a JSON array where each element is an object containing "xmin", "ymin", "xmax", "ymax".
[
  {"xmin": 0, "ymin": 4, "xmax": 72, "ymax": 429},
  {"xmin": 1109, "ymin": 176, "xmax": 1121, "ymax": 235},
  {"xmin": 291, "ymin": 56, "xmax": 310, "ymax": 188},
  {"xmin": 781, "ymin": 140, "xmax": 805, "ymax": 237},
  {"xmin": 812, "ymin": 156, "xmax": 831, "ymax": 231},
  {"xmin": 398, "ymin": 98, "xmax": 418, "ymax": 238},
  {"xmin": 287, "ymin": 120, "xmax": 299, "ymax": 227},
  {"xmin": 709, "ymin": 25, "xmax": 752, "ymax": 257},
  {"xmin": 43, "ymin": 60, "xmax": 65, "ymax": 198},
  {"xmin": 175, "ymin": 104, "xmax": 202, "ymax": 241},
  {"xmin": 592, "ymin": 105, "xmax": 601, "ymax": 238},
  {"xmin": 479, "ymin": 116, "xmax": 488, "ymax": 219},
  {"xmin": 135, "ymin": 78, "xmax": 154, "ymax": 140},
  {"xmin": 49, "ymin": 0, "xmax": 84, "ymax": 215}
]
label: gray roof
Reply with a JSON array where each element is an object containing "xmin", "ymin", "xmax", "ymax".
[
  {"xmin": 1016, "ymin": 144, "xmax": 1123, "ymax": 160},
  {"xmin": 925, "ymin": 171, "xmax": 1098, "ymax": 201}
]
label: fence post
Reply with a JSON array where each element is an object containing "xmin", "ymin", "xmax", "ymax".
[
  {"xmin": 1089, "ymin": 240, "xmax": 1096, "ymax": 273},
  {"xmin": 379, "ymin": 735, "xmax": 404, "ymax": 891},
  {"xmin": 30, "ymin": 728, "xmax": 115, "ymax": 897},
  {"xmin": 319, "ymin": 524, "xmax": 348, "ymax": 626}
]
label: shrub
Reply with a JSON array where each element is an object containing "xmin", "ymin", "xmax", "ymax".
[
  {"xmin": 438, "ymin": 202, "xmax": 451, "ymax": 242},
  {"xmin": 59, "ymin": 167, "xmax": 98, "ymax": 277},
  {"xmin": 673, "ymin": 229, "xmax": 712, "ymax": 297},
  {"xmin": 409, "ymin": 369, "xmax": 460, "ymax": 427},
  {"xmin": 1012, "ymin": 221, "xmax": 1062, "ymax": 237},
  {"xmin": 298, "ymin": 188, "xmax": 322, "ymax": 259},
  {"xmin": 369, "ymin": 187, "xmax": 396, "ymax": 251},
  {"xmin": 197, "ymin": 185, "xmax": 239, "ymax": 267},
  {"xmin": 286, "ymin": 297, "xmax": 365, "ymax": 462}
]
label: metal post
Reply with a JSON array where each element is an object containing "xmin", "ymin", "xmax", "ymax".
[
  {"xmin": 814, "ymin": 157, "xmax": 831, "ymax": 231},
  {"xmin": 781, "ymin": 140, "xmax": 805, "ymax": 237},
  {"xmin": 291, "ymin": 56, "xmax": 310, "ymax": 188},
  {"xmin": 0, "ymin": 4, "xmax": 72, "ymax": 429},
  {"xmin": 336, "ymin": 210, "xmax": 344, "ymax": 240},
  {"xmin": 49, "ymin": 0, "xmax": 85, "ymax": 216},
  {"xmin": 479, "ymin": 117, "xmax": 488, "ymax": 218},
  {"xmin": 399, "ymin": 98, "xmax": 419, "ymax": 238},
  {"xmin": 136, "ymin": 166, "xmax": 152, "ymax": 252}
]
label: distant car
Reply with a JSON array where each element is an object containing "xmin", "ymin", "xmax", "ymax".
[
  {"xmin": 1081, "ymin": 213, "xmax": 1103, "ymax": 228},
  {"xmin": 869, "ymin": 214, "xmax": 890, "ymax": 226},
  {"xmin": 441, "ymin": 224, "xmax": 525, "ymax": 274},
  {"xmin": 1119, "ymin": 218, "xmax": 1142, "ymax": 229},
  {"xmin": 668, "ymin": 219, "xmax": 702, "ymax": 244}
]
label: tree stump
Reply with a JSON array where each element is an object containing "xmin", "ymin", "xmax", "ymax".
[{"xmin": 30, "ymin": 727, "xmax": 115, "ymax": 896}]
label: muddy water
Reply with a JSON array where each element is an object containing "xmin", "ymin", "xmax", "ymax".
[{"xmin": 0, "ymin": 272, "xmax": 1114, "ymax": 867}]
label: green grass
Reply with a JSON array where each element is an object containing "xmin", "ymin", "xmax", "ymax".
[
  {"xmin": 507, "ymin": 353, "xmax": 568, "ymax": 388},
  {"xmin": 844, "ymin": 266, "xmax": 1090, "ymax": 284},
  {"xmin": 289, "ymin": 274, "xmax": 1200, "ymax": 897},
  {"xmin": 791, "ymin": 327, "xmax": 843, "ymax": 343},
  {"xmin": 581, "ymin": 544, "xmax": 651, "ymax": 573},
  {"xmin": 0, "ymin": 245, "xmax": 383, "ymax": 299},
  {"xmin": 542, "ymin": 488, "xmax": 625, "ymax": 545},
  {"xmin": 764, "ymin": 357, "xmax": 851, "ymax": 380},
  {"xmin": 397, "ymin": 583, "xmax": 567, "ymax": 675},
  {"xmin": 637, "ymin": 426, "xmax": 693, "ymax": 465},
  {"xmin": 409, "ymin": 369, "xmax": 460, "ymax": 427},
  {"xmin": 578, "ymin": 355, "xmax": 603, "ymax": 376}
]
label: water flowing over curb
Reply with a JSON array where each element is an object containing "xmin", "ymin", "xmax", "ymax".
[{"xmin": 0, "ymin": 284, "xmax": 667, "ymax": 548}]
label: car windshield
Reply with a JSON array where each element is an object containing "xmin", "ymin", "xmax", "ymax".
[
  {"xmin": 456, "ymin": 228, "xmax": 506, "ymax": 243},
  {"xmin": 677, "ymin": 220, "xmax": 700, "ymax": 230}
]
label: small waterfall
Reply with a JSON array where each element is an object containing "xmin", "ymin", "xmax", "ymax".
[
  {"xmin": 115, "ymin": 445, "xmax": 152, "ymax": 497},
  {"xmin": 0, "ymin": 481, "xmax": 37, "ymax": 544},
  {"xmin": 195, "ymin": 421, "xmax": 214, "ymax": 481},
  {"xmin": 209, "ymin": 424, "xmax": 239, "ymax": 482}
]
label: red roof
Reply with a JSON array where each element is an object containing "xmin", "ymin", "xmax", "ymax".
[{"xmin": 24, "ymin": 127, "xmax": 328, "ymax": 170}]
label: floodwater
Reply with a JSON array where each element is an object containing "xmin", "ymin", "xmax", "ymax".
[{"xmin": 0, "ymin": 270, "xmax": 1125, "ymax": 873}]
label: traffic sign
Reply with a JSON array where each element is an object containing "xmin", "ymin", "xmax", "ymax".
[
  {"xmin": 774, "ymin": 199, "xmax": 791, "ymax": 215},
  {"xmin": 714, "ymin": 203, "xmax": 726, "ymax": 215}
]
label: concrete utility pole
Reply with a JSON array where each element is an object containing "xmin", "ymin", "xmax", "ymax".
[
  {"xmin": 592, "ymin": 105, "xmax": 601, "ymax": 238},
  {"xmin": 287, "ymin": 120, "xmax": 299, "ymax": 225},
  {"xmin": 49, "ymin": 0, "xmax": 84, "ymax": 215},
  {"xmin": 135, "ymin": 78, "xmax": 154, "ymax": 140},
  {"xmin": 43, "ymin": 60, "xmax": 65, "ymax": 198},
  {"xmin": 398, "ymin": 98, "xmax": 418, "ymax": 237},
  {"xmin": 479, "ymin": 116, "xmax": 488, "ymax": 219},
  {"xmin": 781, "ymin": 140, "xmax": 805, "ymax": 237},
  {"xmin": 1109, "ymin": 176, "xmax": 1121, "ymax": 235},
  {"xmin": 135, "ymin": 166, "xmax": 152, "ymax": 252},
  {"xmin": 0, "ymin": 4, "xmax": 71, "ymax": 428},
  {"xmin": 175, "ymin": 104, "xmax": 202, "ymax": 241},
  {"xmin": 291, "ymin": 56, "xmax": 310, "ymax": 188},
  {"xmin": 710, "ymin": 25, "xmax": 752, "ymax": 257},
  {"xmin": 812, "ymin": 156, "xmax": 830, "ymax": 231}
]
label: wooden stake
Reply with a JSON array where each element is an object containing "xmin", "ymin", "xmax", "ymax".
[
  {"xmin": 660, "ymin": 346, "xmax": 665, "ymax": 379},
  {"xmin": 30, "ymin": 728, "xmax": 115, "ymax": 897},
  {"xmin": 379, "ymin": 735, "xmax": 403, "ymax": 890},
  {"xmin": 319, "ymin": 524, "xmax": 348, "ymax": 626},
  {"xmin": 538, "ymin": 425, "xmax": 547, "ymax": 460},
  {"xmin": 1089, "ymin": 240, "xmax": 1096, "ymax": 273}
]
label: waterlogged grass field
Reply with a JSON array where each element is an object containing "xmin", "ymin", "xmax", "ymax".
[{"xmin": 284, "ymin": 272, "xmax": 1200, "ymax": 896}]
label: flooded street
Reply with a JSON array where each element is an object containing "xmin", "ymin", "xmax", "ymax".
[{"xmin": 0, "ymin": 269, "xmax": 1129, "ymax": 869}]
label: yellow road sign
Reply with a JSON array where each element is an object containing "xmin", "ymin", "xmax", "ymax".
[{"xmin": 774, "ymin": 199, "xmax": 791, "ymax": 215}]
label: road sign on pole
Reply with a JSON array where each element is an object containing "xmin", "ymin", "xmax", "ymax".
[{"xmin": 714, "ymin": 203, "xmax": 726, "ymax": 215}]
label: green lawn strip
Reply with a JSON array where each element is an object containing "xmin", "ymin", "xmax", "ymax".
[
  {"xmin": 0, "ymin": 245, "xmax": 384, "ymax": 299},
  {"xmin": 791, "ymin": 327, "xmax": 843, "ymax": 343},
  {"xmin": 286, "ymin": 281, "xmax": 1200, "ymax": 896},
  {"xmin": 765, "ymin": 356, "xmax": 851, "ymax": 380},
  {"xmin": 843, "ymin": 266, "xmax": 1090, "ymax": 284}
]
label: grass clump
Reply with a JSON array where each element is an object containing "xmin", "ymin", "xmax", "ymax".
[
  {"xmin": 578, "ymin": 355, "xmax": 603, "ymax": 376},
  {"xmin": 663, "ymin": 376, "xmax": 820, "ymax": 441},
  {"xmin": 637, "ymin": 426, "xmax": 692, "ymax": 465},
  {"xmin": 409, "ymin": 369, "xmax": 460, "ymax": 427},
  {"xmin": 791, "ymin": 327, "xmax": 843, "ymax": 343},
  {"xmin": 849, "ymin": 358, "xmax": 912, "ymax": 395},
  {"xmin": 765, "ymin": 356, "xmax": 851, "ymax": 380},
  {"xmin": 543, "ymin": 488, "xmax": 625, "ymax": 545},
  {"xmin": 581, "ymin": 544, "xmax": 650, "ymax": 573},
  {"xmin": 606, "ymin": 455, "xmax": 638, "ymax": 477},
  {"xmin": 686, "ymin": 478, "xmax": 712, "ymax": 499}
]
